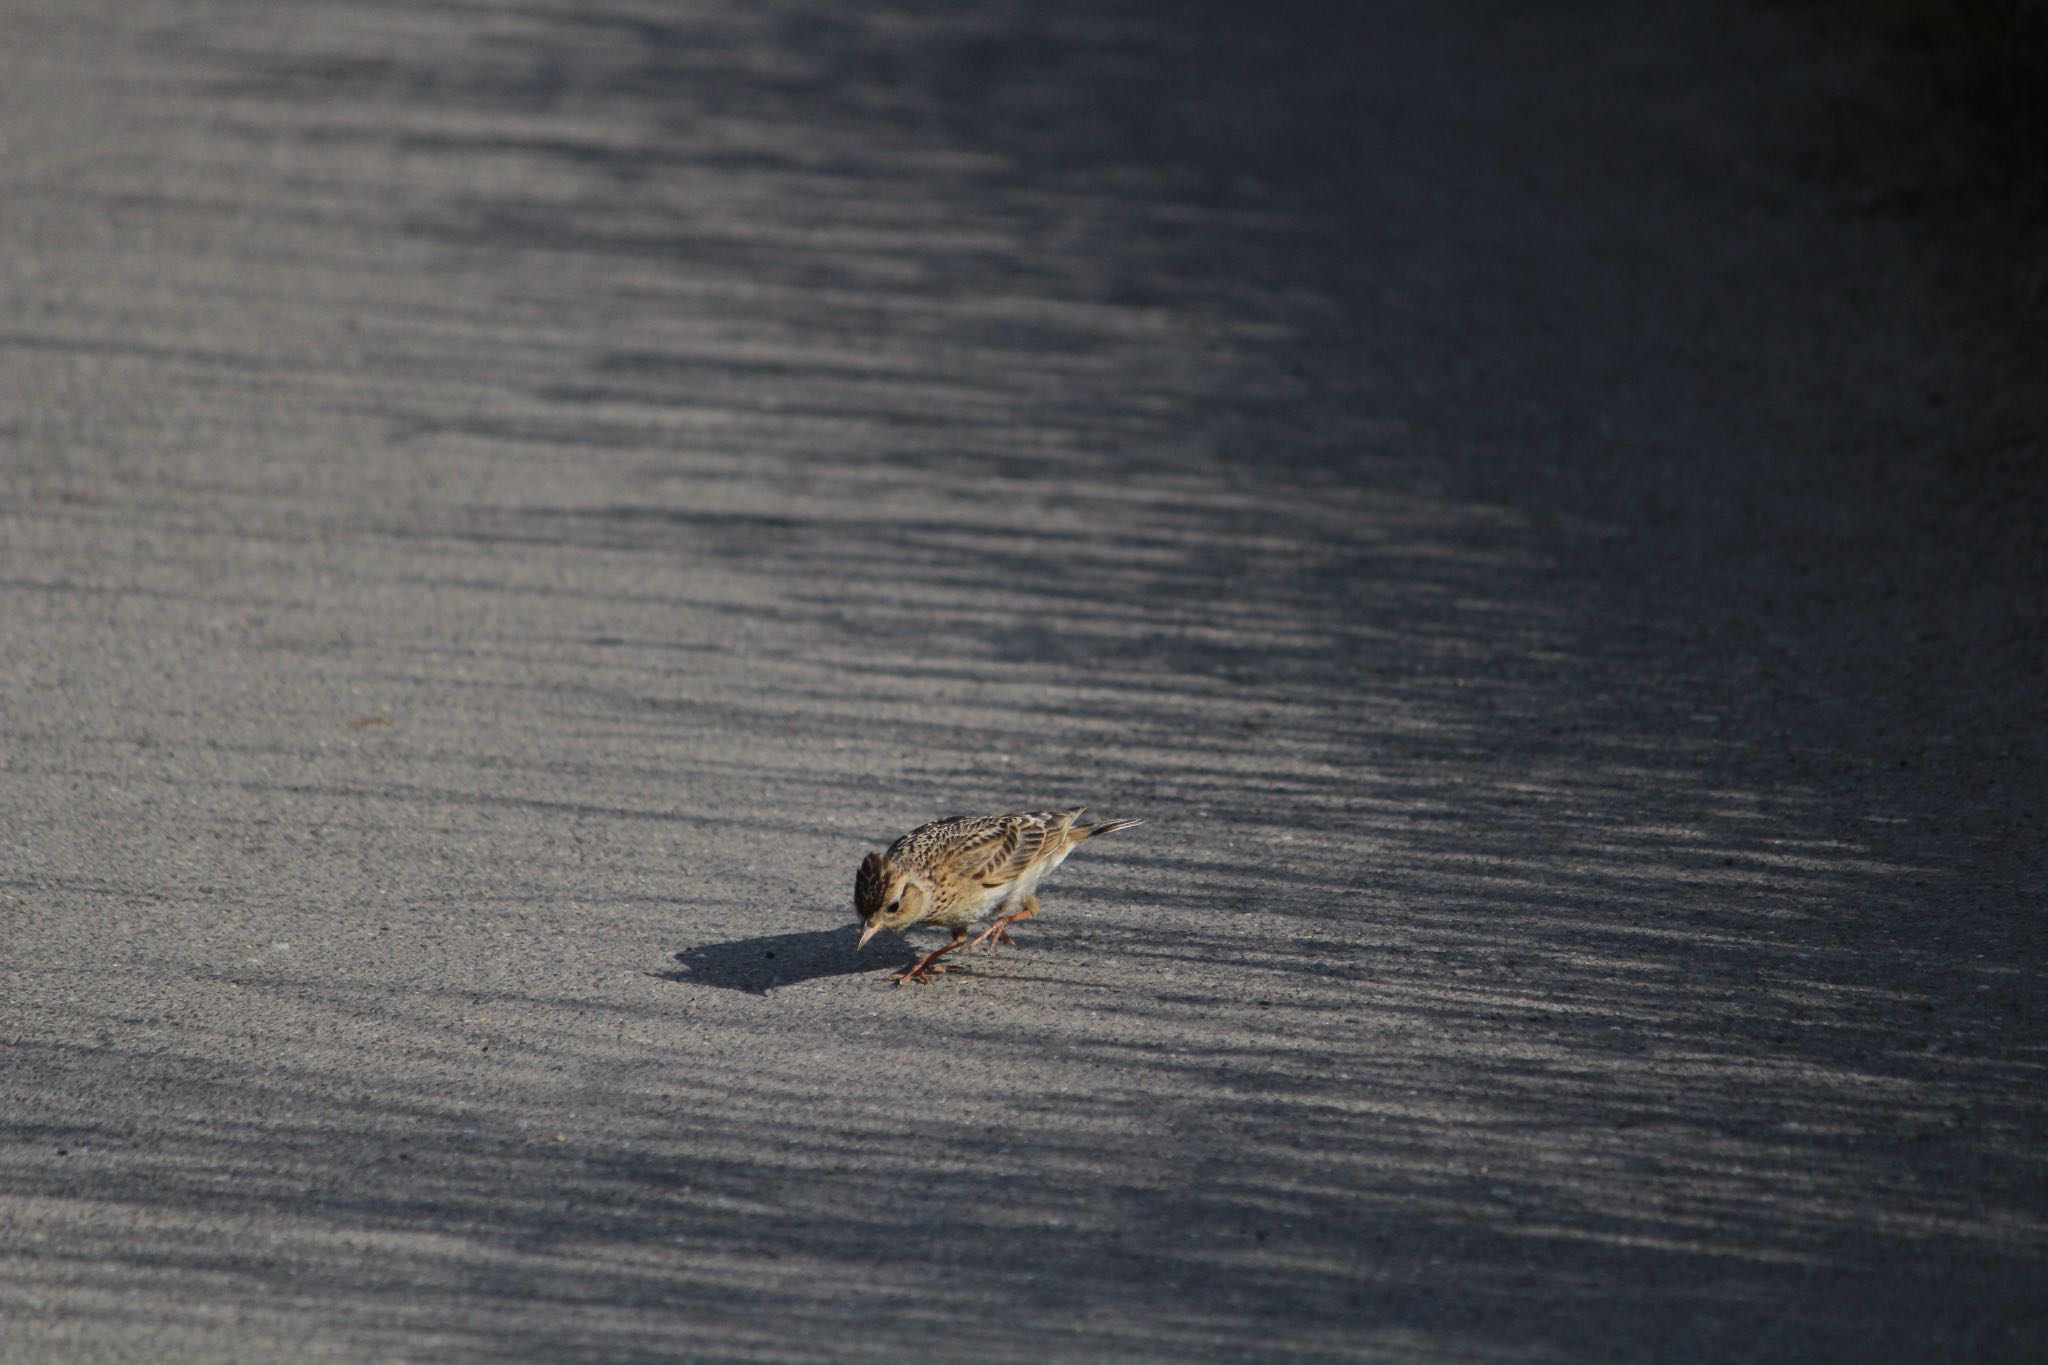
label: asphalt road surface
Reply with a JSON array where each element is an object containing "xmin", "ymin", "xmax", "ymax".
[{"xmin": 4, "ymin": 1, "xmax": 2043, "ymax": 1360}]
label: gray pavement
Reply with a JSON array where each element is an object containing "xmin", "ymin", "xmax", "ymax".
[{"xmin": 3, "ymin": 0, "xmax": 2043, "ymax": 1360}]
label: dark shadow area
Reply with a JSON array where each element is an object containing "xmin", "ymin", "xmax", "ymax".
[{"xmin": 662, "ymin": 927, "xmax": 913, "ymax": 993}]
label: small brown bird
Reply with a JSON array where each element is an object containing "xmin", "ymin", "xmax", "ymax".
[{"xmin": 854, "ymin": 806, "xmax": 1142, "ymax": 985}]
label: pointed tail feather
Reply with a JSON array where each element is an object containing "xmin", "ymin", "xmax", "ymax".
[{"xmin": 1074, "ymin": 816, "xmax": 1142, "ymax": 841}]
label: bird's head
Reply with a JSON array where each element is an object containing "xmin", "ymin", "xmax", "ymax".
[{"xmin": 854, "ymin": 852, "xmax": 929, "ymax": 950}]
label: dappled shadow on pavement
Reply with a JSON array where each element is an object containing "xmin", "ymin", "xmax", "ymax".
[{"xmin": 1, "ymin": 0, "xmax": 2043, "ymax": 1362}]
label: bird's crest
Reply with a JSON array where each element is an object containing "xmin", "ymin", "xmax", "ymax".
[{"xmin": 854, "ymin": 851, "xmax": 893, "ymax": 919}]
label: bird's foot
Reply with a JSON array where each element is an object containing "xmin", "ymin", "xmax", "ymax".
[
  {"xmin": 969, "ymin": 920, "xmax": 1018, "ymax": 951},
  {"xmin": 970, "ymin": 903, "xmax": 1038, "ymax": 951},
  {"xmin": 892, "ymin": 937, "xmax": 966, "ymax": 985}
]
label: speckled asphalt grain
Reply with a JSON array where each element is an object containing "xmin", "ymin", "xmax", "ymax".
[{"xmin": 3, "ymin": 1, "xmax": 2044, "ymax": 1360}]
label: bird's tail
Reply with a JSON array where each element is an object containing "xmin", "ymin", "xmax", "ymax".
[{"xmin": 1074, "ymin": 816, "xmax": 1143, "ymax": 841}]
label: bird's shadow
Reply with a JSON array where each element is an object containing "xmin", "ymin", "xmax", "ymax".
[{"xmin": 657, "ymin": 925, "xmax": 914, "ymax": 995}]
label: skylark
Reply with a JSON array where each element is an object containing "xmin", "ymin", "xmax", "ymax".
[{"xmin": 854, "ymin": 806, "xmax": 1143, "ymax": 985}]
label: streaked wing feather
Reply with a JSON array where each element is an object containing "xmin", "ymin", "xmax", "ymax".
[
  {"xmin": 889, "ymin": 808, "xmax": 1090, "ymax": 885},
  {"xmin": 945, "ymin": 825, "xmax": 1018, "ymax": 880},
  {"xmin": 957, "ymin": 818, "xmax": 1030, "ymax": 884},
  {"xmin": 973, "ymin": 810, "xmax": 1081, "ymax": 883}
]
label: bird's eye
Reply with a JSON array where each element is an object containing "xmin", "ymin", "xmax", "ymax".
[{"xmin": 884, "ymin": 900, "xmax": 900, "ymax": 915}]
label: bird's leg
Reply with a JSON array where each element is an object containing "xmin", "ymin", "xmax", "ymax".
[
  {"xmin": 893, "ymin": 930, "xmax": 968, "ymax": 986},
  {"xmin": 970, "ymin": 896, "xmax": 1040, "ymax": 951}
]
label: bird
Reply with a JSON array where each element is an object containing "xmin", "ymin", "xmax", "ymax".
[{"xmin": 854, "ymin": 806, "xmax": 1142, "ymax": 985}]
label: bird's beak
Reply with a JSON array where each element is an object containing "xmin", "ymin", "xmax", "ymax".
[{"xmin": 856, "ymin": 920, "xmax": 882, "ymax": 952}]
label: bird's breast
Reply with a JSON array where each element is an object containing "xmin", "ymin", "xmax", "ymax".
[{"xmin": 961, "ymin": 882, "xmax": 1015, "ymax": 920}]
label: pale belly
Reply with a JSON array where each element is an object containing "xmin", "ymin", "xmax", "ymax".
[{"xmin": 948, "ymin": 847, "xmax": 1070, "ymax": 925}]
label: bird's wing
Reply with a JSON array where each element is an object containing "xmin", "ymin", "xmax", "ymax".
[
  {"xmin": 955, "ymin": 810, "xmax": 1074, "ymax": 885},
  {"xmin": 893, "ymin": 809, "xmax": 1079, "ymax": 884}
]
